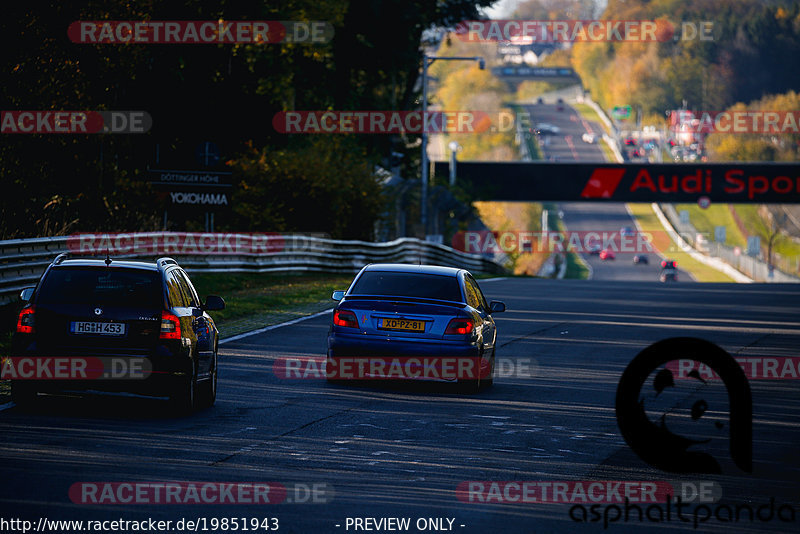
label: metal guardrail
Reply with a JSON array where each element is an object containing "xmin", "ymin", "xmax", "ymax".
[{"xmin": 0, "ymin": 234, "xmax": 508, "ymax": 305}]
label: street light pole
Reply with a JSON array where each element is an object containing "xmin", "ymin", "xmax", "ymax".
[
  {"xmin": 420, "ymin": 54, "xmax": 484, "ymax": 238},
  {"xmin": 448, "ymin": 141, "xmax": 461, "ymax": 186},
  {"xmin": 421, "ymin": 56, "xmax": 430, "ymax": 238}
]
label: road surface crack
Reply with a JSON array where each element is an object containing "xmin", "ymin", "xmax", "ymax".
[{"xmin": 209, "ymin": 401, "xmax": 373, "ymax": 466}]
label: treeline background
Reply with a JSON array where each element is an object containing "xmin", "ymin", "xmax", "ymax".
[
  {"xmin": 0, "ymin": 0, "xmax": 493, "ymax": 239},
  {"xmin": 2, "ymin": 0, "xmax": 799, "ymax": 240}
]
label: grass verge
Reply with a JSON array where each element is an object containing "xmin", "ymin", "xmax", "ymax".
[
  {"xmin": 572, "ymin": 102, "xmax": 610, "ymax": 135},
  {"xmin": 673, "ymin": 203, "xmax": 748, "ymax": 249},
  {"xmin": 674, "ymin": 203, "xmax": 799, "ymax": 275},
  {"xmin": 543, "ymin": 203, "xmax": 590, "ymax": 279},
  {"xmin": 626, "ymin": 204, "xmax": 736, "ymax": 282},
  {"xmin": 190, "ymin": 272, "xmax": 355, "ymax": 339},
  {"xmin": 572, "ymin": 101, "xmax": 618, "ymax": 162},
  {"xmin": 508, "ymin": 103, "xmax": 541, "ymax": 161},
  {"xmin": 732, "ymin": 205, "xmax": 800, "ymax": 260},
  {"xmin": 598, "ymin": 138, "xmax": 618, "ymax": 162}
]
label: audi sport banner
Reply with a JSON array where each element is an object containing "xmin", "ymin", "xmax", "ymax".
[{"xmin": 434, "ymin": 162, "xmax": 800, "ymax": 203}]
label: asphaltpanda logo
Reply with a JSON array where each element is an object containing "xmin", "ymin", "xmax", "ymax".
[
  {"xmin": 615, "ymin": 337, "xmax": 752, "ymax": 474},
  {"xmin": 570, "ymin": 339, "xmax": 797, "ymax": 530}
]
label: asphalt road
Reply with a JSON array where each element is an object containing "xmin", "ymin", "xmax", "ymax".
[
  {"xmin": 524, "ymin": 103, "xmax": 692, "ymax": 282},
  {"xmin": 1, "ymin": 278, "xmax": 798, "ymax": 534},
  {"xmin": 521, "ymin": 102, "xmax": 605, "ymax": 164},
  {"xmin": 559, "ymin": 202, "xmax": 694, "ymax": 282}
]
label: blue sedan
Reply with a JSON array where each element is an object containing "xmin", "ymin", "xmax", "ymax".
[{"xmin": 326, "ymin": 264, "xmax": 505, "ymax": 392}]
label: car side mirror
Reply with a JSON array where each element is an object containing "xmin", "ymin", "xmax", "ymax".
[
  {"xmin": 19, "ymin": 287, "xmax": 35, "ymax": 302},
  {"xmin": 489, "ymin": 301, "xmax": 506, "ymax": 314},
  {"xmin": 204, "ymin": 295, "xmax": 225, "ymax": 311},
  {"xmin": 331, "ymin": 290, "xmax": 345, "ymax": 301}
]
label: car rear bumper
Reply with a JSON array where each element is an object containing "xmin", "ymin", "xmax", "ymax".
[
  {"xmin": 328, "ymin": 331, "xmax": 481, "ymax": 358},
  {"xmin": 5, "ymin": 350, "xmax": 192, "ymax": 398},
  {"xmin": 327, "ymin": 332, "xmax": 486, "ymax": 381}
]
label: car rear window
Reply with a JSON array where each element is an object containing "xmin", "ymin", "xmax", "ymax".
[
  {"xmin": 350, "ymin": 271, "xmax": 463, "ymax": 302},
  {"xmin": 37, "ymin": 267, "xmax": 162, "ymax": 307}
]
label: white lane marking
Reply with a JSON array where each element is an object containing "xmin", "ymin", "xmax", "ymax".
[
  {"xmin": 219, "ymin": 308, "xmax": 334, "ymax": 345},
  {"xmin": 564, "ymin": 135, "xmax": 579, "ymax": 160}
]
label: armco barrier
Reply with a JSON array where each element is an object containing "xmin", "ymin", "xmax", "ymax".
[{"xmin": 0, "ymin": 234, "xmax": 508, "ymax": 305}]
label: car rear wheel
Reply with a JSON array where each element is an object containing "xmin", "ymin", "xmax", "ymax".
[
  {"xmin": 11, "ymin": 381, "xmax": 38, "ymax": 407},
  {"xmin": 458, "ymin": 355, "xmax": 482, "ymax": 394},
  {"xmin": 458, "ymin": 378, "xmax": 480, "ymax": 394},
  {"xmin": 482, "ymin": 350, "xmax": 496, "ymax": 389},
  {"xmin": 325, "ymin": 354, "xmax": 349, "ymax": 385},
  {"xmin": 170, "ymin": 360, "xmax": 197, "ymax": 414},
  {"xmin": 198, "ymin": 352, "xmax": 217, "ymax": 408}
]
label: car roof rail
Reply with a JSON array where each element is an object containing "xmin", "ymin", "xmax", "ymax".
[
  {"xmin": 156, "ymin": 257, "xmax": 178, "ymax": 269},
  {"xmin": 53, "ymin": 252, "xmax": 69, "ymax": 265}
]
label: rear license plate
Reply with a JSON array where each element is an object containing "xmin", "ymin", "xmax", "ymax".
[
  {"xmin": 71, "ymin": 322, "xmax": 126, "ymax": 335},
  {"xmin": 379, "ymin": 318, "xmax": 425, "ymax": 332}
]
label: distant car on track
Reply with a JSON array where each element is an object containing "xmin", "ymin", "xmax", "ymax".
[
  {"xmin": 660, "ymin": 268, "xmax": 678, "ymax": 282},
  {"xmin": 581, "ymin": 133, "xmax": 597, "ymax": 144},
  {"xmin": 326, "ymin": 264, "xmax": 506, "ymax": 392},
  {"xmin": 587, "ymin": 240, "xmax": 602, "ymax": 255},
  {"xmin": 660, "ymin": 259, "xmax": 678, "ymax": 281},
  {"xmin": 633, "ymin": 254, "xmax": 649, "ymax": 265},
  {"xmin": 620, "ymin": 226, "xmax": 636, "ymax": 237},
  {"xmin": 599, "ymin": 249, "xmax": 616, "ymax": 260},
  {"xmin": 533, "ymin": 123, "xmax": 560, "ymax": 135}
]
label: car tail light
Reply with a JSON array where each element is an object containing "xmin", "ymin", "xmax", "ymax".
[
  {"xmin": 661, "ymin": 260, "xmax": 667, "ymax": 267},
  {"xmin": 445, "ymin": 318, "xmax": 474, "ymax": 335},
  {"xmin": 333, "ymin": 310, "xmax": 359, "ymax": 329},
  {"xmin": 160, "ymin": 311, "xmax": 182, "ymax": 339},
  {"xmin": 16, "ymin": 306, "xmax": 35, "ymax": 333}
]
